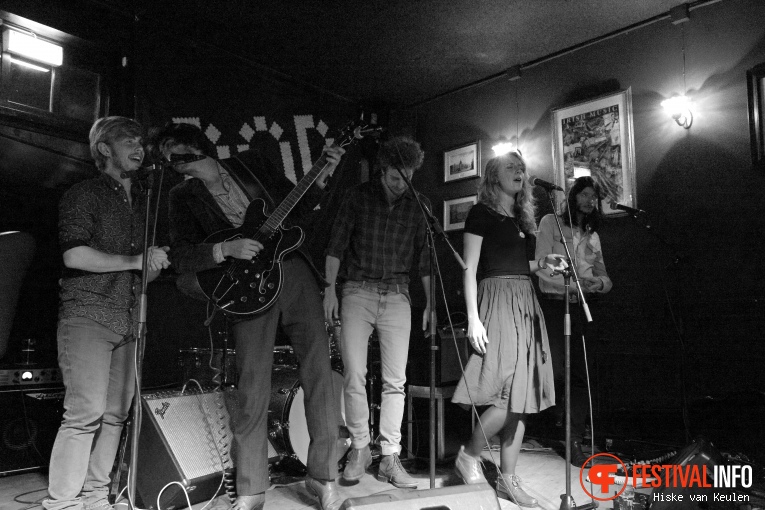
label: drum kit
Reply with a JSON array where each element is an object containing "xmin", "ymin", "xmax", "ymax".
[{"xmin": 176, "ymin": 320, "xmax": 380, "ymax": 471}]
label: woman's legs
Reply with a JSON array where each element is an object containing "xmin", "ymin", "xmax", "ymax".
[
  {"xmin": 465, "ymin": 406, "xmax": 526, "ymax": 473},
  {"xmin": 499, "ymin": 413, "xmax": 526, "ymax": 475}
]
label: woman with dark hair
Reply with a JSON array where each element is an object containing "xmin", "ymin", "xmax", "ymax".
[
  {"xmin": 535, "ymin": 175, "xmax": 612, "ymax": 466},
  {"xmin": 452, "ymin": 151, "xmax": 567, "ymax": 507}
]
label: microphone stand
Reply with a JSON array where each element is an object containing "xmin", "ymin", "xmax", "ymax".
[
  {"xmin": 394, "ymin": 167, "xmax": 466, "ymax": 488},
  {"xmin": 125, "ymin": 161, "xmax": 167, "ymax": 510},
  {"xmin": 542, "ymin": 190, "xmax": 596, "ymax": 510}
]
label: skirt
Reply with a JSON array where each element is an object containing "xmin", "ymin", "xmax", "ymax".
[{"xmin": 452, "ymin": 276, "xmax": 555, "ymax": 413}]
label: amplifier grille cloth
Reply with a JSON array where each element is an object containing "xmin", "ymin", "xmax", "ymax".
[{"xmin": 144, "ymin": 391, "xmax": 235, "ymax": 479}]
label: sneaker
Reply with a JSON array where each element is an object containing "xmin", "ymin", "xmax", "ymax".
[
  {"xmin": 454, "ymin": 446, "xmax": 487, "ymax": 484},
  {"xmin": 496, "ymin": 474, "xmax": 538, "ymax": 508},
  {"xmin": 376, "ymin": 453, "xmax": 418, "ymax": 488},
  {"xmin": 342, "ymin": 445, "xmax": 372, "ymax": 481}
]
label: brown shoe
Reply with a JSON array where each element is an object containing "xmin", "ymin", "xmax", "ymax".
[
  {"xmin": 496, "ymin": 474, "xmax": 538, "ymax": 508},
  {"xmin": 305, "ymin": 476, "xmax": 343, "ymax": 510},
  {"xmin": 342, "ymin": 445, "xmax": 372, "ymax": 481},
  {"xmin": 376, "ymin": 453, "xmax": 418, "ymax": 488},
  {"xmin": 231, "ymin": 493, "xmax": 265, "ymax": 510}
]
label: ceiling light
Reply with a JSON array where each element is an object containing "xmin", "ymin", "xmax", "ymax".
[
  {"xmin": 8, "ymin": 56, "xmax": 50, "ymax": 73},
  {"xmin": 6, "ymin": 28, "xmax": 63, "ymax": 67}
]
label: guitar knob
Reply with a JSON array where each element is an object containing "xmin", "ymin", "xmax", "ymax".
[
  {"xmin": 244, "ymin": 269, "xmax": 249, "ymax": 274},
  {"xmin": 255, "ymin": 273, "xmax": 261, "ymax": 279},
  {"xmin": 267, "ymin": 283, "xmax": 274, "ymax": 289},
  {"xmin": 240, "ymin": 296, "xmax": 248, "ymax": 302},
  {"xmin": 249, "ymin": 282, "xmax": 257, "ymax": 288},
  {"xmin": 259, "ymin": 297, "xmax": 266, "ymax": 303}
]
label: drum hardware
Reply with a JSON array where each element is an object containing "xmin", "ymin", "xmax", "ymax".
[
  {"xmin": 178, "ymin": 347, "xmax": 238, "ymax": 387},
  {"xmin": 267, "ymin": 366, "xmax": 349, "ymax": 472}
]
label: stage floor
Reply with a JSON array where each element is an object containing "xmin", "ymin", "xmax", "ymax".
[{"xmin": 0, "ymin": 440, "xmax": 630, "ymax": 510}]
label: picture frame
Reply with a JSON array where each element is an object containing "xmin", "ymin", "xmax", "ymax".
[
  {"xmin": 747, "ymin": 62, "xmax": 765, "ymax": 171},
  {"xmin": 551, "ymin": 88, "xmax": 637, "ymax": 216},
  {"xmin": 443, "ymin": 195, "xmax": 478, "ymax": 232},
  {"xmin": 443, "ymin": 141, "xmax": 481, "ymax": 183}
]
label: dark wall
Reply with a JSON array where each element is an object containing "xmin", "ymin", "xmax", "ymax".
[{"xmin": 408, "ymin": 0, "xmax": 765, "ymax": 418}]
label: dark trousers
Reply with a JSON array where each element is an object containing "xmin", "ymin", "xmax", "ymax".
[
  {"xmin": 540, "ymin": 298, "xmax": 599, "ymax": 443},
  {"xmin": 232, "ymin": 257, "xmax": 340, "ymax": 495}
]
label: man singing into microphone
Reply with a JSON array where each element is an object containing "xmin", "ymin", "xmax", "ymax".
[
  {"xmin": 323, "ymin": 135, "xmax": 431, "ymax": 488},
  {"xmin": 44, "ymin": 116, "xmax": 170, "ymax": 510},
  {"xmin": 535, "ymin": 175, "xmax": 612, "ymax": 466},
  {"xmin": 155, "ymin": 122, "xmax": 346, "ymax": 510}
]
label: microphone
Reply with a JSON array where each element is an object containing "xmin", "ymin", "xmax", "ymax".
[
  {"xmin": 609, "ymin": 201, "xmax": 646, "ymax": 216},
  {"xmin": 168, "ymin": 153, "xmax": 206, "ymax": 165},
  {"xmin": 354, "ymin": 126, "xmax": 385, "ymax": 138},
  {"xmin": 120, "ymin": 153, "xmax": 206, "ymax": 179},
  {"xmin": 529, "ymin": 176, "xmax": 564, "ymax": 192}
]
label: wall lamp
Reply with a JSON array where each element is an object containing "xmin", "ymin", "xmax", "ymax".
[
  {"xmin": 492, "ymin": 142, "xmax": 516, "ymax": 156},
  {"xmin": 4, "ymin": 27, "xmax": 63, "ymax": 67},
  {"xmin": 661, "ymin": 95, "xmax": 693, "ymax": 129}
]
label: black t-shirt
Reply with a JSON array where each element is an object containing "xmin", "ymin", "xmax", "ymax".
[{"xmin": 464, "ymin": 202, "xmax": 535, "ymax": 281}]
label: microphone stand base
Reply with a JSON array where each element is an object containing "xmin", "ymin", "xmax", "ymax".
[{"xmin": 559, "ymin": 496, "xmax": 598, "ymax": 510}]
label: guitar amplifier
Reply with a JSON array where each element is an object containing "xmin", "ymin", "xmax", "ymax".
[{"xmin": 134, "ymin": 387, "xmax": 237, "ymax": 510}]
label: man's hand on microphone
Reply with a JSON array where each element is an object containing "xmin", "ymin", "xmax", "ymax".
[
  {"xmin": 147, "ymin": 246, "xmax": 171, "ymax": 272},
  {"xmin": 222, "ymin": 238, "xmax": 263, "ymax": 260}
]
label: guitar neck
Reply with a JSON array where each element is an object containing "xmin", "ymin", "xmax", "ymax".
[{"xmin": 261, "ymin": 148, "xmax": 335, "ymax": 234}]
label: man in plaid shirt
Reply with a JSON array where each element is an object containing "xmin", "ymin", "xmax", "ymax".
[{"xmin": 323, "ymin": 136, "xmax": 432, "ymax": 488}]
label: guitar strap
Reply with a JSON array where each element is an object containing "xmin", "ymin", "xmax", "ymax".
[{"xmin": 223, "ymin": 155, "xmax": 276, "ymax": 211}]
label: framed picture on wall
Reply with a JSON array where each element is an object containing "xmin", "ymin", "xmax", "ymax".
[
  {"xmin": 747, "ymin": 62, "xmax": 765, "ymax": 171},
  {"xmin": 443, "ymin": 141, "xmax": 481, "ymax": 183},
  {"xmin": 443, "ymin": 195, "xmax": 477, "ymax": 232},
  {"xmin": 551, "ymin": 88, "xmax": 637, "ymax": 216}
]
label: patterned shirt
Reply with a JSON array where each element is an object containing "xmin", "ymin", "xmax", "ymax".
[
  {"xmin": 326, "ymin": 177, "xmax": 431, "ymax": 285},
  {"xmin": 58, "ymin": 173, "xmax": 148, "ymax": 336}
]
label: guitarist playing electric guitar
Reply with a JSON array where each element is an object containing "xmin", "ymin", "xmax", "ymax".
[{"xmin": 158, "ymin": 121, "xmax": 354, "ymax": 510}]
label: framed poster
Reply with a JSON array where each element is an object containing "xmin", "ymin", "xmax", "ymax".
[
  {"xmin": 443, "ymin": 195, "xmax": 477, "ymax": 232},
  {"xmin": 747, "ymin": 62, "xmax": 765, "ymax": 170},
  {"xmin": 443, "ymin": 141, "xmax": 481, "ymax": 183},
  {"xmin": 551, "ymin": 88, "xmax": 637, "ymax": 216}
]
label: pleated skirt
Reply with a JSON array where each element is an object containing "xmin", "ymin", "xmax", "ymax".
[{"xmin": 452, "ymin": 276, "xmax": 555, "ymax": 413}]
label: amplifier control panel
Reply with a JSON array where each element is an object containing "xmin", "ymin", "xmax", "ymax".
[{"xmin": 0, "ymin": 367, "xmax": 62, "ymax": 387}]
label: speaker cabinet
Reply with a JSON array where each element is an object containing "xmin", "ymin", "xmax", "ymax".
[
  {"xmin": 0, "ymin": 388, "xmax": 64, "ymax": 476},
  {"xmin": 340, "ymin": 483, "xmax": 500, "ymax": 510},
  {"xmin": 407, "ymin": 322, "xmax": 468, "ymax": 387},
  {"xmin": 134, "ymin": 387, "xmax": 237, "ymax": 510}
]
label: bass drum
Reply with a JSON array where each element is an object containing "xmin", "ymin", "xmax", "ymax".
[{"xmin": 268, "ymin": 366, "xmax": 349, "ymax": 468}]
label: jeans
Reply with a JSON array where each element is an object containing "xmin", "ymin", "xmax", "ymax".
[
  {"xmin": 340, "ymin": 281, "xmax": 411, "ymax": 456},
  {"xmin": 44, "ymin": 317, "xmax": 136, "ymax": 510},
  {"xmin": 540, "ymin": 298, "xmax": 599, "ymax": 442}
]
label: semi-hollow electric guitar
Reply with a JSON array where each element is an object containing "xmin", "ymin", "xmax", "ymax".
[{"xmin": 196, "ymin": 121, "xmax": 367, "ymax": 316}]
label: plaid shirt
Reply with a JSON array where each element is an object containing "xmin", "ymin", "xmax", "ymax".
[
  {"xmin": 58, "ymin": 173, "xmax": 147, "ymax": 336},
  {"xmin": 326, "ymin": 177, "xmax": 431, "ymax": 285}
]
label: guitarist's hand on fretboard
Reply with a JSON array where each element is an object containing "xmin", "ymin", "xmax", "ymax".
[
  {"xmin": 315, "ymin": 145, "xmax": 346, "ymax": 188},
  {"xmin": 222, "ymin": 238, "xmax": 264, "ymax": 260}
]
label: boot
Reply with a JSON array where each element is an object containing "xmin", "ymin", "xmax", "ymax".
[
  {"xmin": 377, "ymin": 453, "xmax": 418, "ymax": 488},
  {"xmin": 454, "ymin": 445, "xmax": 487, "ymax": 484},
  {"xmin": 342, "ymin": 445, "xmax": 372, "ymax": 481},
  {"xmin": 305, "ymin": 476, "xmax": 343, "ymax": 510},
  {"xmin": 496, "ymin": 474, "xmax": 538, "ymax": 508}
]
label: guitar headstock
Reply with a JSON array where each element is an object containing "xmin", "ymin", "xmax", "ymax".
[{"xmin": 335, "ymin": 120, "xmax": 384, "ymax": 148}]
